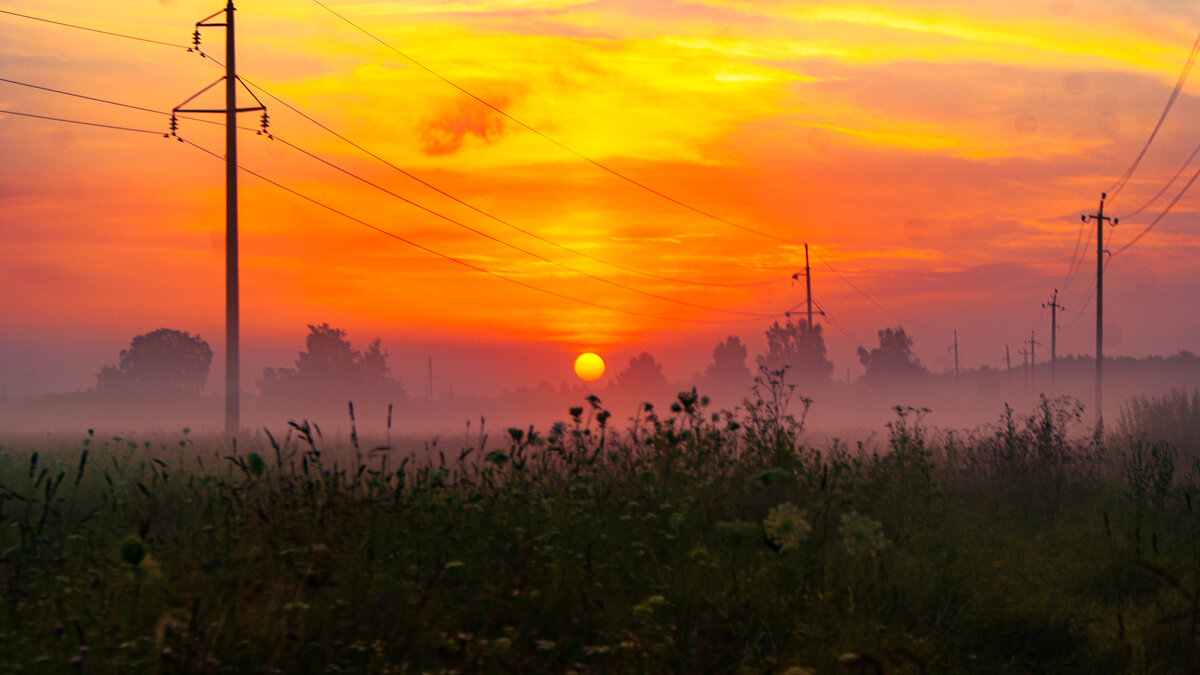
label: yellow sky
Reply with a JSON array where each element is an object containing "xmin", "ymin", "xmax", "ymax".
[{"xmin": 1, "ymin": 0, "xmax": 1198, "ymax": 394}]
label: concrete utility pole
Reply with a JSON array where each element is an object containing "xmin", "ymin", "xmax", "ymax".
[
  {"xmin": 173, "ymin": 1, "xmax": 266, "ymax": 439},
  {"xmin": 1082, "ymin": 194, "xmax": 1117, "ymax": 426},
  {"xmin": 1043, "ymin": 290, "xmax": 1064, "ymax": 390}
]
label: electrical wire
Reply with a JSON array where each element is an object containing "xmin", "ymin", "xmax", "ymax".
[
  {"xmin": 6, "ymin": 7, "xmax": 912, "ymax": 327},
  {"xmin": 0, "ymin": 108, "xmax": 165, "ymax": 135},
  {"xmin": 1107, "ymin": 28, "xmax": 1200, "ymax": 202},
  {"xmin": 266, "ymin": 133, "xmax": 777, "ymax": 318},
  {"xmin": 0, "ymin": 76, "xmax": 780, "ymax": 318},
  {"xmin": 1113, "ymin": 161, "xmax": 1200, "ymax": 256},
  {"xmin": 0, "ymin": 9, "xmax": 187, "ymax": 49},
  {"xmin": 178, "ymin": 137, "xmax": 786, "ymax": 325},
  {"xmin": 811, "ymin": 254, "xmax": 919, "ymax": 329},
  {"xmin": 1117, "ymin": 140, "xmax": 1200, "ymax": 221},
  {"xmin": 308, "ymin": 0, "xmax": 931, "ymax": 326},
  {"xmin": 310, "ymin": 0, "xmax": 798, "ymax": 245},
  {"xmin": 237, "ymin": 77, "xmax": 785, "ymax": 289},
  {"xmin": 811, "ymin": 297, "xmax": 867, "ymax": 351}
]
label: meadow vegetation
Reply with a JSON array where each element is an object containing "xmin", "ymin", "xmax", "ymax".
[{"xmin": 2, "ymin": 373, "xmax": 1199, "ymax": 673}]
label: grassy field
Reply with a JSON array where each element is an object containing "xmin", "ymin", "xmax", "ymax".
[{"xmin": 2, "ymin": 374, "xmax": 1199, "ymax": 673}]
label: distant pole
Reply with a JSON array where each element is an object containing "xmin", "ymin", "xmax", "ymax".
[
  {"xmin": 223, "ymin": 1, "xmax": 239, "ymax": 439},
  {"xmin": 805, "ymin": 243, "xmax": 813, "ymax": 329},
  {"xmin": 427, "ymin": 355, "xmax": 433, "ymax": 401},
  {"xmin": 174, "ymin": 1, "xmax": 266, "ymax": 439},
  {"xmin": 953, "ymin": 329, "xmax": 959, "ymax": 379},
  {"xmin": 1028, "ymin": 331, "xmax": 1040, "ymax": 392},
  {"xmin": 1006, "ymin": 344, "xmax": 1011, "ymax": 372},
  {"xmin": 1043, "ymin": 290, "xmax": 1063, "ymax": 390},
  {"xmin": 1083, "ymin": 194, "xmax": 1116, "ymax": 426}
]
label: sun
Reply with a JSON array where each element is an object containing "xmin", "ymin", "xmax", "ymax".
[{"xmin": 573, "ymin": 352, "xmax": 606, "ymax": 382}]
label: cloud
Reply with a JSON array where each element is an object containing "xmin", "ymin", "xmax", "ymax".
[{"xmin": 417, "ymin": 98, "xmax": 509, "ymax": 155}]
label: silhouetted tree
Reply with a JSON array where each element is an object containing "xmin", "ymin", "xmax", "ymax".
[
  {"xmin": 695, "ymin": 335, "xmax": 753, "ymax": 397},
  {"xmin": 857, "ymin": 327, "xmax": 926, "ymax": 383},
  {"xmin": 614, "ymin": 352, "xmax": 671, "ymax": 400},
  {"xmin": 96, "ymin": 328, "xmax": 213, "ymax": 398},
  {"xmin": 757, "ymin": 320, "xmax": 834, "ymax": 386},
  {"xmin": 260, "ymin": 324, "xmax": 405, "ymax": 407}
]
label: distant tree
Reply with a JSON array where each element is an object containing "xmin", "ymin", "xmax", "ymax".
[
  {"xmin": 756, "ymin": 320, "xmax": 834, "ymax": 385},
  {"xmin": 96, "ymin": 328, "xmax": 213, "ymax": 398},
  {"xmin": 260, "ymin": 324, "xmax": 405, "ymax": 406},
  {"xmin": 857, "ymin": 327, "xmax": 926, "ymax": 383},
  {"xmin": 614, "ymin": 352, "xmax": 671, "ymax": 399},
  {"xmin": 695, "ymin": 336, "xmax": 753, "ymax": 396}
]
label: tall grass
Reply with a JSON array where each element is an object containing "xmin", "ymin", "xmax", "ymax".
[{"xmin": 1, "ymin": 373, "xmax": 1199, "ymax": 673}]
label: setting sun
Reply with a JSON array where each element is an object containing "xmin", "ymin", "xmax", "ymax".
[{"xmin": 573, "ymin": 352, "xmax": 606, "ymax": 382}]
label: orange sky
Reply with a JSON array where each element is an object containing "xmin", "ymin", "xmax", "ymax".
[{"xmin": 2, "ymin": 0, "xmax": 1199, "ymax": 397}]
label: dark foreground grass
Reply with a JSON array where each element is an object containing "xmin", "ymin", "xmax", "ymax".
[{"xmin": 2, "ymin": 378, "xmax": 1199, "ymax": 674}]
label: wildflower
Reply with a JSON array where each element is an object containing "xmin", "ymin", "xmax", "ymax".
[
  {"xmin": 763, "ymin": 502, "xmax": 811, "ymax": 552},
  {"xmin": 840, "ymin": 510, "xmax": 889, "ymax": 557}
]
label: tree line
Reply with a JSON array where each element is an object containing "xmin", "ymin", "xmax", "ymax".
[{"xmin": 90, "ymin": 320, "xmax": 926, "ymax": 405}]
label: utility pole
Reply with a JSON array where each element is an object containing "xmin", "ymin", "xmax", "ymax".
[
  {"xmin": 173, "ymin": 1, "xmax": 266, "ymax": 439},
  {"xmin": 427, "ymin": 355, "xmax": 433, "ymax": 402},
  {"xmin": 1043, "ymin": 290, "xmax": 1064, "ymax": 390},
  {"xmin": 953, "ymin": 330, "xmax": 959, "ymax": 379},
  {"xmin": 1082, "ymin": 194, "xmax": 1117, "ymax": 426},
  {"xmin": 790, "ymin": 244, "xmax": 824, "ymax": 329},
  {"xmin": 1006, "ymin": 344, "xmax": 1011, "ymax": 372},
  {"xmin": 1027, "ymin": 331, "xmax": 1040, "ymax": 392},
  {"xmin": 805, "ymin": 243, "xmax": 813, "ymax": 329}
]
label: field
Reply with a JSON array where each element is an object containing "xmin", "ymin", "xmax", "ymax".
[{"xmin": 2, "ymin": 376, "xmax": 1199, "ymax": 674}]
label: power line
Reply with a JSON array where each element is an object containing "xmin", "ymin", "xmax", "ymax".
[
  {"xmin": 1117, "ymin": 140, "xmax": 1200, "ymax": 221},
  {"xmin": 4, "ymin": 6, "xmax": 912, "ymax": 324},
  {"xmin": 308, "ymin": 0, "xmax": 799, "ymax": 246},
  {"xmin": 308, "ymin": 0, "xmax": 930, "ymax": 326},
  {"xmin": 811, "ymin": 297, "xmax": 867, "ymax": 351},
  {"xmin": 1106, "ymin": 28, "xmax": 1200, "ymax": 202},
  {"xmin": 811, "ymin": 254, "xmax": 920, "ymax": 329},
  {"xmin": 265, "ymin": 133, "xmax": 776, "ymax": 318},
  {"xmin": 237, "ymin": 77, "xmax": 784, "ymax": 289},
  {"xmin": 1, "ymin": 75, "xmax": 780, "ymax": 318},
  {"xmin": 179, "ymin": 137, "xmax": 785, "ymax": 325},
  {"xmin": 8, "ymin": 7, "xmax": 913, "ymax": 324},
  {"xmin": 0, "ymin": 108, "xmax": 165, "ymax": 135},
  {"xmin": 0, "ymin": 9, "xmax": 187, "ymax": 49},
  {"xmin": 1113, "ymin": 161, "xmax": 1200, "ymax": 256}
]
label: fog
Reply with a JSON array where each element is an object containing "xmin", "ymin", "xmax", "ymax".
[{"xmin": 2, "ymin": 323, "xmax": 1196, "ymax": 447}]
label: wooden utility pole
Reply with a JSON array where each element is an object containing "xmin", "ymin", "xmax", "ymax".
[
  {"xmin": 174, "ymin": 1, "xmax": 266, "ymax": 439},
  {"xmin": 1083, "ymin": 194, "xmax": 1116, "ymax": 426},
  {"xmin": 1043, "ymin": 290, "xmax": 1064, "ymax": 390},
  {"xmin": 953, "ymin": 329, "xmax": 959, "ymax": 379},
  {"xmin": 1027, "ymin": 331, "xmax": 1040, "ymax": 392},
  {"xmin": 805, "ymin": 243, "xmax": 813, "ymax": 329}
]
